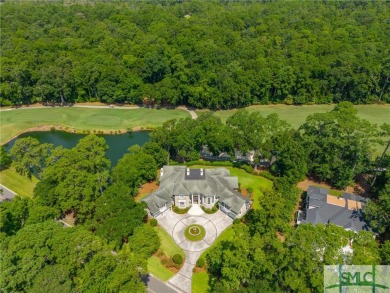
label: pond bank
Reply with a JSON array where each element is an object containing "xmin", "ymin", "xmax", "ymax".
[
  {"xmin": 2, "ymin": 124, "xmax": 153, "ymax": 146},
  {"xmin": 3, "ymin": 130, "xmax": 150, "ymax": 166}
]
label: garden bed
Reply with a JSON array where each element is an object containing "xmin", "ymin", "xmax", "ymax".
[{"xmin": 184, "ymin": 224, "xmax": 206, "ymax": 241}]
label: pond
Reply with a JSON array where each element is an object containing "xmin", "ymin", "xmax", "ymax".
[{"xmin": 4, "ymin": 130, "xmax": 150, "ymax": 166}]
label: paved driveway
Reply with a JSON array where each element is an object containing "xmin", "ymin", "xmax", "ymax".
[
  {"xmin": 0, "ymin": 184, "xmax": 16, "ymax": 202},
  {"xmin": 157, "ymin": 208, "xmax": 233, "ymax": 293}
]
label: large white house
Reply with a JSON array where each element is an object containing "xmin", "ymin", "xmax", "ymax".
[{"xmin": 142, "ymin": 166, "xmax": 251, "ymax": 219}]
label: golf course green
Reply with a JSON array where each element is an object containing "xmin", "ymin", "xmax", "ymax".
[{"xmin": 0, "ymin": 107, "xmax": 190, "ymax": 144}]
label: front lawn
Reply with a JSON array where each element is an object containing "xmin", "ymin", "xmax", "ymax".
[
  {"xmin": 147, "ymin": 226, "xmax": 185, "ymax": 281},
  {"xmin": 154, "ymin": 226, "xmax": 184, "ymax": 258},
  {"xmin": 147, "ymin": 255, "xmax": 174, "ymax": 282},
  {"xmin": 192, "ymin": 271, "xmax": 210, "ymax": 293},
  {"xmin": 0, "ymin": 166, "xmax": 38, "ymax": 197}
]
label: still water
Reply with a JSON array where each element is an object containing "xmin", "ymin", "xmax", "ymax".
[{"xmin": 4, "ymin": 130, "xmax": 150, "ymax": 166}]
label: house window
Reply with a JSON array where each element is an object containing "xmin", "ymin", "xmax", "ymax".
[{"xmin": 180, "ymin": 202, "xmax": 185, "ymax": 208}]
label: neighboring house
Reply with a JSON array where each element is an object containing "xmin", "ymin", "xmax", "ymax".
[
  {"xmin": 297, "ymin": 186, "xmax": 369, "ymax": 232},
  {"xmin": 234, "ymin": 150, "xmax": 255, "ymax": 164},
  {"xmin": 142, "ymin": 166, "xmax": 251, "ymax": 219},
  {"xmin": 200, "ymin": 146, "xmax": 231, "ymax": 162}
]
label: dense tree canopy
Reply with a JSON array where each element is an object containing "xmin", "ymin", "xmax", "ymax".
[
  {"xmin": 112, "ymin": 145, "xmax": 157, "ymax": 196},
  {"xmin": 0, "ymin": 145, "xmax": 12, "ymax": 170},
  {"xmin": 1, "ymin": 1, "xmax": 388, "ymax": 108},
  {"xmin": 92, "ymin": 183, "xmax": 147, "ymax": 248},
  {"xmin": 34, "ymin": 135, "xmax": 110, "ymax": 223},
  {"xmin": 300, "ymin": 102, "xmax": 377, "ymax": 188},
  {"xmin": 10, "ymin": 137, "xmax": 53, "ymax": 178},
  {"xmin": 0, "ymin": 221, "xmax": 149, "ymax": 292},
  {"xmin": 363, "ymin": 161, "xmax": 390, "ymax": 235}
]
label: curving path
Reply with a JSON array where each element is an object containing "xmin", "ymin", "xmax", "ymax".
[{"xmin": 157, "ymin": 207, "xmax": 232, "ymax": 293}]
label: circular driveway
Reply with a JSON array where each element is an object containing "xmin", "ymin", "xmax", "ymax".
[{"xmin": 171, "ymin": 215, "xmax": 217, "ymax": 252}]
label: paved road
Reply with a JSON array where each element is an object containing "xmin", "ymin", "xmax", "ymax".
[
  {"xmin": 0, "ymin": 184, "xmax": 16, "ymax": 202},
  {"xmin": 142, "ymin": 274, "xmax": 181, "ymax": 293}
]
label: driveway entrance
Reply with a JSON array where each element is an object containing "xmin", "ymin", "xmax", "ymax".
[{"xmin": 157, "ymin": 207, "xmax": 233, "ymax": 293}]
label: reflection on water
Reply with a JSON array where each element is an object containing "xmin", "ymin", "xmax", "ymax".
[{"xmin": 4, "ymin": 130, "xmax": 150, "ymax": 166}]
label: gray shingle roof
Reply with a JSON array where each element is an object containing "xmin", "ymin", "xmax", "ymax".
[
  {"xmin": 303, "ymin": 186, "xmax": 369, "ymax": 232},
  {"xmin": 142, "ymin": 166, "xmax": 250, "ymax": 214}
]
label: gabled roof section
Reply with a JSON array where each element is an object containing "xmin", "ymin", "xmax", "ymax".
[
  {"xmin": 142, "ymin": 166, "xmax": 250, "ymax": 211},
  {"xmin": 303, "ymin": 186, "xmax": 369, "ymax": 232}
]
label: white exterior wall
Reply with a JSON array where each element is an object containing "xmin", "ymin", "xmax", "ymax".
[
  {"xmin": 236, "ymin": 203, "xmax": 249, "ymax": 218},
  {"xmin": 174, "ymin": 195, "xmax": 191, "ymax": 208}
]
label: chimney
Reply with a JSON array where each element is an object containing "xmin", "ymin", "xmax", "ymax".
[
  {"xmin": 160, "ymin": 168, "xmax": 164, "ymax": 177},
  {"xmin": 186, "ymin": 168, "xmax": 190, "ymax": 176},
  {"xmin": 200, "ymin": 168, "xmax": 204, "ymax": 176}
]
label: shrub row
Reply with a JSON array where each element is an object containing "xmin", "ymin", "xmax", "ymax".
[
  {"xmin": 201, "ymin": 204, "xmax": 218, "ymax": 214},
  {"xmin": 172, "ymin": 206, "xmax": 190, "ymax": 214}
]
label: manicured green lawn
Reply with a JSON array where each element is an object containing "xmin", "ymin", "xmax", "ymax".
[
  {"xmin": 147, "ymin": 256, "xmax": 175, "ymax": 282},
  {"xmin": 227, "ymin": 167, "xmax": 273, "ymax": 209},
  {"xmin": 0, "ymin": 166, "xmax": 38, "ymax": 197},
  {"xmin": 197, "ymin": 104, "xmax": 390, "ymax": 129},
  {"xmin": 0, "ymin": 107, "xmax": 190, "ymax": 144},
  {"xmin": 190, "ymin": 165, "xmax": 273, "ymax": 209},
  {"xmin": 192, "ymin": 271, "xmax": 210, "ymax": 293},
  {"xmin": 154, "ymin": 226, "xmax": 184, "ymax": 258},
  {"xmin": 200, "ymin": 225, "xmax": 235, "ymax": 260},
  {"xmin": 184, "ymin": 224, "xmax": 206, "ymax": 241}
]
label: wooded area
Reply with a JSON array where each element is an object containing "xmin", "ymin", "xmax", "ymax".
[{"xmin": 1, "ymin": 1, "xmax": 389, "ymax": 108}]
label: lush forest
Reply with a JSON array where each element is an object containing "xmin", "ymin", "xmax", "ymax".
[
  {"xmin": 0, "ymin": 136, "xmax": 161, "ymax": 292},
  {"xmin": 1, "ymin": 1, "xmax": 389, "ymax": 108}
]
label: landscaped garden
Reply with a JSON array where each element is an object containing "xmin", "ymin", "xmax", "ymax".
[
  {"xmin": 184, "ymin": 224, "xmax": 206, "ymax": 241},
  {"xmin": 147, "ymin": 225, "xmax": 185, "ymax": 281}
]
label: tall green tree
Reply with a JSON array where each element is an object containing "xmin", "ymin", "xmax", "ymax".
[
  {"xmin": 0, "ymin": 145, "xmax": 12, "ymax": 170},
  {"xmin": 34, "ymin": 135, "xmax": 110, "ymax": 223},
  {"xmin": 10, "ymin": 137, "xmax": 53, "ymax": 178},
  {"xmin": 92, "ymin": 183, "xmax": 146, "ymax": 248},
  {"xmin": 300, "ymin": 102, "xmax": 377, "ymax": 188},
  {"xmin": 112, "ymin": 145, "xmax": 157, "ymax": 196}
]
